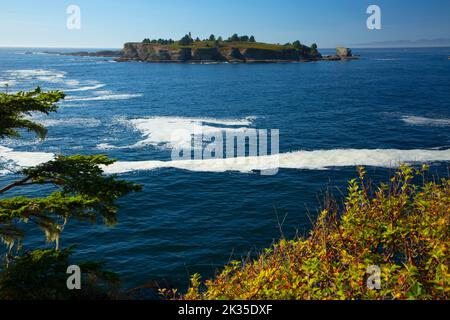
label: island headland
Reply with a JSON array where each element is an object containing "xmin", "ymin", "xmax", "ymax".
[{"xmin": 45, "ymin": 33, "xmax": 358, "ymax": 63}]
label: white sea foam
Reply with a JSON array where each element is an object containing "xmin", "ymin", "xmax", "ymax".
[
  {"xmin": 103, "ymin": 149, "xmax": 450, "ymax": 174},
  {"xmin": 5, "ymin": 69, "xmax": 108, "ymax": 94},
  {"xmin": 65, "ymin": 79, "xmax": 80, "ymax": 86},
  {"xmin": 104, "ymin": 116, "xmax": 257, "ymax": 150},
  {"xmin": 401, "ymin": 116, "xmax": 450, "ymax": 126},
  {"xmin": 64, "ymin": 83, "xmax": 106, "ymax": 92},
  {"xmin": 1, "ymin": 145, "xmax": 450, "ymax": 176},
  {"xmin": 35, "ymin": 118, "xmax": 102, "ymax": 128},
  {"xmin": 0, "ymin": 146, "xmax": 54, "ymax": 173},
  {"xmin": 0, "ymin": 80, "xmax": 17, "ymax": 87},
  {"xmin": 6, "ymin": 69, "xmax": 67, "ymax": 83},
  {"xmin": 66, "ymin": 93, "xmax": 143, "ymax": 101},
  {"xmin": 374, "ymin": 58, "xmax": 402, "ymax": 61}
]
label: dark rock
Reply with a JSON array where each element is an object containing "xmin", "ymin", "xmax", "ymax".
[
  {"xmin": 192, "ymin": 47, "xmax": 224, "ymax": 61},
  {"xmin": 43, "ymin": 50, "xmax": 122, "ymax": 57}
]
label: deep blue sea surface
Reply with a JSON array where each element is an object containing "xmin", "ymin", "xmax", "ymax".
[{"xmin": 1, "ymin": 47, "xmax": 449, "ymax": 290}]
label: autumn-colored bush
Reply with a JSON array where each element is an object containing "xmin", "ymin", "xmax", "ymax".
[{"xmin": 183, "ymin": 165, "xmax": 449, "ymax": 300}]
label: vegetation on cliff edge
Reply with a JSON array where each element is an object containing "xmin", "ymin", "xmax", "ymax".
[
  {"xmin": 180, "ymin": 166, "xmax": 449, "ymax": 300},
  {"xmin": 141, "ymin": 33, "xmax": 318, "ymax": 54}
]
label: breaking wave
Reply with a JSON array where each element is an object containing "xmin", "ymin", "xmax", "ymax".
[
  {"xmin": 64, "ymin": 83, "xmax": 106, "ymax": 92},
  {"xmin": 0, "ymin": 146, "xmax": 54, "ymax": 174},
  {"xmin": 34, "ymin": 117, "xmax": 102, "ymax": 128},
  {"xmin": 4, "ymin": 69, "xmax": 108, "ymax": 95},
  {"xmin": 97, "ymin": 116, "xmax": 257, "ymax": 150},
  {"xmin": 103, "ymin": 148, "xmax": 450, "ymax": 174},
  {"xmin": 66, "ymin": 93, "xmax": 143, "ymax": 101},
  {"xmin": 2, "ymin": 145, "xmax": 450, "ymax": 176},
  {"xmin": 6, "ymin": 69, "xmax": 66, "ymax": 83},
  {"xmin": 401, "ymin": 116, "xmax": 450, "ymax": 126}
]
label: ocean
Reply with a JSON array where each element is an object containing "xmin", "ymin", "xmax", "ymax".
[{"xmin": 0, "ymin": 47, "xmax": 449, "ymax": 291}]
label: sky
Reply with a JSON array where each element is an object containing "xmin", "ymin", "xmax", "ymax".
[{"xmin": 1, "ymin": 0, "xmax": 450, "ymax": 49}]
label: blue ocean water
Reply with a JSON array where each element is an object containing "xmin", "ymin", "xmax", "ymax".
[{"xmin": 0, "ymin": 47, "xmax": 449, "ymax": 290}]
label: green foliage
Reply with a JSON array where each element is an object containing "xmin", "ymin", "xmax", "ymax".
[
  {"xmin": 0, "ymin": 88, "xmax": 141, "ymax": 299},
  {"xmin": 228, "ymin": 33, "xmax": 240, "ymax": 42},
  {"xmin": 0, "ymin": 247, "xmax": 120, "ymax": 300},
  {"xmin": 292, "ymin": 40, "xmax": 302, "ymax": 49},
  {"xmin": 0, "ymin": 87, "xmax": 64, "ymax": 139},
  {"xmin": 183, "ymin": 166, "xmax": 449, "ymax": 300},
  {"xmin": 0, "ymin": 154, "xmax": 141, "ymax": 250},
  {"xmin": 179, "ymin": 34, "xmax": 194, "ymax": 46},
  {"xmin": 143, "ymin": 38, "xmax": 174, "ymax": 45},
  {"xmin": 226, "ymin": 34, "xmax": 253, "ymax": 42},
  {"xmin": 152, "ymin": 33, "xmax": 316, "ymax": 54}
]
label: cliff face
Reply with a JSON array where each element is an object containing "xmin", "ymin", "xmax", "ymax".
[
  {"xmin": 120, "ymin": 43, "xmax": 192, "ymax": 62},
  {"xmin": 118, "ymin": 42, "xmax": 322, "ymax": 63},
  {"xmin": 336, "ymin": 47, "xmax": 352, "ymax": 57}
]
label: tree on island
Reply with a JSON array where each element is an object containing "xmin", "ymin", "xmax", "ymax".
[
  {"xmin": 209, "ymin": 34, "xmax": 216, "ymax": 42},
  {"xmin": 228, "ymin": 33, "xmax": 240, "ymax": 42},
  {"xmin": 0, "ymin": 87, "xmax": 141, "ymax": 299},
  {"xmin": 311, "ymin": 43, "xmax": 318, "ymax": 50},
  {"xmin": 240, "ymin": 35, "xmax": 249, "ymax": 42},
  {"xmin": 179, "ymin": 34, "xmax": 194, "ymax": 46},
  {"xmin": 292, "ymin": 40, "xmax": 302, "ymax": 49},
  {"xmin": 226, "ymin": 34, "xmax": 254, "ymax": 43},
  {"xmin": 142, "ymin": 38, "xmax": 174, "ymax": 45}
]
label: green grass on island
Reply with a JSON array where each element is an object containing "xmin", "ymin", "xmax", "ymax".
[{"xmin": 139, "ymin": 33, "xmax": 319, "ymax": 54}]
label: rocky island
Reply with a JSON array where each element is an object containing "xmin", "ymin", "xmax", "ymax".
[{"xmin": 45, "ymin": 33, "xmax": 357, "ymax": 63}]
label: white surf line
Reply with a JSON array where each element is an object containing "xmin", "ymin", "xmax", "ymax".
[
  {"xmin": 2, "ymin": 147, "xmax": 450, "ymax": 176},
  {"xmin": 401, "ymin": 116, "xmax": 450, "ymax": 126},
  {"xmin": 0, "ymin": 146, "xmax": 54, "ymax": 172},
  {"xmin": 102, "ymin": 148, "xmax": 450, "ymax": 174},
  {"xmin": 99, "ymin": 116, "xmax": 258, "ymax": 150},
  {"xmin": 64, "ymin": 83, "xmax": 106, "ymax": 92},
  {"xmin": 33, "ymin": 118, "xmax": 102, "ymax": 128},
  {"xmin": 65, "ymin": 93, "xmax": 143, "ymax": 101}
]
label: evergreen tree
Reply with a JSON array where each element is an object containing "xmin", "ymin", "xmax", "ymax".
[
  {"xmin": 0, "ymin": 87, "xmax": 141, "ymax": 299},
  {"xmin": 239, "ymin": 35, "xmax": 249, "ymax": 42},
  {"xmin": 293, "ymin": 40, "xmax": 302, "ymax": 49},
  {"xmin": 228, "ymin": 33, "xmax": 240, "ymax": 42},
  {"xmin": 179, "ymin": 34, "xmax": 194, "ymax": 46}
]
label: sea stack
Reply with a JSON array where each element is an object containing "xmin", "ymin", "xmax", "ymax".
[{"xmin": 336, "ymin": 47, "xmax": 353, "ymax": 58}]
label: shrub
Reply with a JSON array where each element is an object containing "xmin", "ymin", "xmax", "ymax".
[{"xmin": 183, "ymin": 165, "xmax": 449, "ymax": 300}]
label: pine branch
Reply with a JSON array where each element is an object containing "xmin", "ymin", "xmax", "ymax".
[{"xmin": 0, "ymin": 176, "xmax": 31, "ymax": 194}]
